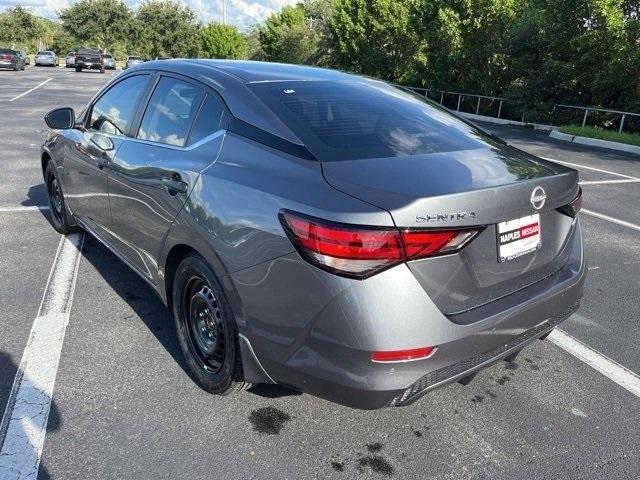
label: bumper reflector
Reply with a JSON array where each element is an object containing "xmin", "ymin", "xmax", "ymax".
[{"xmin": 371, "ymin": 346, "xmax": 437, "ymax": 363}]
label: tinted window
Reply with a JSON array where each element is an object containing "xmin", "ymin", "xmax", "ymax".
[
  {"xmin": 249, "ymin": 81, "xmax": 492, "ymax": 161},
  {"xmin": 89, "ymin": 74, "xmax": 149, "ymax": 136},
  {"xmin": 187, "ymin": 95, "xmax": 225, "ymax": 145},
  {"xmin": 78, "ymin": 47, "xmax": 100, "ymax": 55},
  {"xmin": 137, "ymin": 77, "xmax": 204, "ymax": 147}
]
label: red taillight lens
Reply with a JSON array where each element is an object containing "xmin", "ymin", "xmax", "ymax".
[
  {"xmin": 280, "ymin": 211, "xmax": 479, "ymax": 278},
  {"xmin": 371, "ymin": 346, "xmax": 437, "ymax": 363},
  {"xmin": 3, "ymin": 54, "xmax": 12, "ymax": 60},
  {"xmin": 558, "ymin": 186, "xmax": 582, "ymax": 217}
]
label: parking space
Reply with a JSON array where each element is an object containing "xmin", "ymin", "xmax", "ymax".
[{"xmin": 1, "ymin": 69, "xmax": 639, "ymax": 479}]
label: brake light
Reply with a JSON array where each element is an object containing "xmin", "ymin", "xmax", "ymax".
[
  {"xmin": 3, "ymin": 54, "xmax": 12, "ymax": 60},
  {"xmin": 371, "ymin": 346, "xmax": 437, "ymax": 363},
  {"xmin": 279, "ymin": 211, "xmax": 479, "ymax": 279},
  {"xmin": 558, "ymin": 187, "xmax": 582, "ymax": 217}
]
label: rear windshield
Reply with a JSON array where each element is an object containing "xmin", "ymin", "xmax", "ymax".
[
  {"xmin": 249, "ymin": 80, "xmax": 492, "ymax": 161},
  {"xmin": 37, "ymin": 51, "xmax": 53, "ymax": 55},
  {"xmin": 104, "ymin": 55, "xmax": 113, "ymax": 58},
  {"xmin": 129, "ymin": 57, "xmax": 141, "ymax": 60},
  {"xmin": 78, "ymin": 48, "xmax": 101, "ymax": 55}
]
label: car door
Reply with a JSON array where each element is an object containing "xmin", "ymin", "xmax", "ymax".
[
  {"xmin": 107, "ymin": 74, "xmax": 227, "ymax": 282},
  {"xmin": 62, "ymin": 73, "xmax": 151, "ymax": 236}
]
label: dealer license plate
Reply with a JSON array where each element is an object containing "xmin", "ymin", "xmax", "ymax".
[{"xmin": 497, "ymin": 214, "xmax": 541, "ymax": 262}]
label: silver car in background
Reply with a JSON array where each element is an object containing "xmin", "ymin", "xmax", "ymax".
[
  {"xmin": 103, "ymin": 54, "xmax": 116, "ymax": 69},
  {"xmin": 35, "ymin": 51, "xmax": 58, "ymax": 67},
  {"xmin": 40, "ymin": 60, "xmax": 586, "ymax": 409},
  {"xmin": 123, "ymin": 56, "xmax": 143, "ymax": 69}
]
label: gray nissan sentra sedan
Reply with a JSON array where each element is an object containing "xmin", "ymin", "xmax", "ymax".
[{"xmin": 41, "ymin": 60, "xmax": 586, "ymax": 409}]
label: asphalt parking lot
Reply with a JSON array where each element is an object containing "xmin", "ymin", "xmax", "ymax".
[{"xmin": 0, "ymin": 66, "xmax": 639, "ymax": 480}]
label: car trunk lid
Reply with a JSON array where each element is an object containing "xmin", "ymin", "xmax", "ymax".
[{"xmin": 321, "ymin": 144, "xmax": 579, "ymax": 315}]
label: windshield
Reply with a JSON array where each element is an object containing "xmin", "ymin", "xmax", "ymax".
[{"xmin": 249, "ymin": 80, "xmax": 494, "ymax": 162}]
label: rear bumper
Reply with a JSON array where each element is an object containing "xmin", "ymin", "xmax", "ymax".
[
  {"xmin": 76, "ymin": 62, "xmax": 103, "ymax": 69},
  {"xmin": 0, "ymin": 61, "xmax": 15, "ymax": 68},
  {"xmin": 235, "ymin": 219, "xmax": 586, "ymax": 409}
]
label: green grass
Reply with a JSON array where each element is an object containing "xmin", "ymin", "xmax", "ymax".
[{"xmin": 559, "ymin": 125, "xmax": 640, "ymax": 147}]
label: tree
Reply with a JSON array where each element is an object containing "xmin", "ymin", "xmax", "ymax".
[
  {"xmin": 136, "ymin": 1, "xmax": 201, "ymax": 58},
  {"xmin": 0, "ymin": 6, "xmax": 42, "ymax": 48},
  {"xmin": 330, "ymin": 0, "xmax": 425, "ymax": 82},
  {"xmin": 59, "ymin": 0, "xmax": 133, "ymax": 51},
  {"xmin": 259, "ymin": 4, "xmax": 321, "ymax": 64},
  {"xmin": 245, "ymin": 25, "xmax": 266, "ymax": 60},
  {"xmin": 200, "ymin": 23, "xmax": 247, "ymax": 59}
]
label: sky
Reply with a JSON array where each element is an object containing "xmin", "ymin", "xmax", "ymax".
[{"xmin": 0, "ymin": 0, "xmax": 300, "ymax": 28}]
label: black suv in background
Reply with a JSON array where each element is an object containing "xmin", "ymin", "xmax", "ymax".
[{"xmin": 75, "ymin": 47, "xmax": 105, "ymax": 73}]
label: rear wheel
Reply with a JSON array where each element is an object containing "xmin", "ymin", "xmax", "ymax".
[
  {"xmin": 173, "ymin": 254, "xmax": 250, "ymax": 395},
  {"xmin": 44, "ymin": 161, "xmax": 77, "ymax": 234},
  {"xmin": 75, "ymin": 66, "xmax": 81, "ymax": 72}
]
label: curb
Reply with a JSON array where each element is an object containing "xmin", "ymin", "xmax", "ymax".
[
  {"xmin": 458, "ymin": 112, "xmax": 554, "ymax": 131},
  {"xmin": 549, "ymin": 130, "xmax": 640, "ymax": 155}
]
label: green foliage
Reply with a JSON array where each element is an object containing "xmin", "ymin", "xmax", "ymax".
[
  {"xmin": 0, "ymin": 6, "xmax": 43, "ymax": 49},
  {"xmin": 259, "ymin": 3, "xmax": 323, "ymax": 65},
  {"xmin": 559, "ymin": 125, "xmax": 640, "ymax": 146},
  {"xmin": 200, "ymin": 23, "xmax": 247, "ymax": 59},
  {"xmin": 330, "ymin": 0, "xmax": 425, "ymax": 82},
  {"xmin": 59, "ymin": 0, "xmax": 133, "ymax": 52},
  {"xmin": 136, "ymin": 1, "xmax": 201, "ymax": 58}
]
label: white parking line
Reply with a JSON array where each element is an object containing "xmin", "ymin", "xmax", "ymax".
[
  {"xmin": 549, "ymin": 329, "xmax": 640, "ymax": 397},
  {"xmin": 540, "ymin": 157, "xmax": 640, "ymax": 180},
  {"xmin": 0, "ymin": 233, "xmax": 84, "ymax": 479},
  {"xmin": 579, "ymin": 179, "xmax": 640, "ymax": 185},
  {"xmin": 0, "ymin": 206, "xmax": 50, "ymax": 213},
  {"xmin": 8, "ymin": 78, "xmax": 52, "ymax": 102},
  {"xmin": 581, "ymin": 209, "xmax": 640, "ymax": 232}
]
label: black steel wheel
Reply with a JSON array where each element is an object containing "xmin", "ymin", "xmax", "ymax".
[
  {"xmin": 173, "ymin": 254, "xmax": 250, "ymax": 395},
  {"xmin": 44, "ymin": 161, "xmax": 77, "ymax": 234},
  {"xmin": 183, "ymin": 277, "xmax": 226, "ymax": 374}
]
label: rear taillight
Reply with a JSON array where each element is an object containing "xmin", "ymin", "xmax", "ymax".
[
  {"xmin": 279, "ymin": 211, "xmax": 480, "ymax": 279},
  {"xmin": 3, "ymin": 54, "xmax": 12, "ymax": 60},
  {"xmin": 558, "ymin": 187, "xmax": 582, "ymax": 217}
]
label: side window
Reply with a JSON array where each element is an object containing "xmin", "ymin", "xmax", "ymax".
[
  {"xmin": 89, "ymin": 74, "xmax": 149, "ymax": 136},
  {"xmin": 187, "ymin": 94, "xmax": 225, "ymax": 145},
  {"xmin": 137, "ymin": 77, "xmax": 204, "ymax": 147}
]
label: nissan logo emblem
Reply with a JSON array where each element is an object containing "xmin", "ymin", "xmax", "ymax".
[{"xmin": 530, "ymin": 186, "xmax": 546, "ymax": 210}]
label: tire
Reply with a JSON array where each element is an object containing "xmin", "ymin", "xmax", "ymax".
[
  {"xmin": 172, "ymin": 254, "xmax": 250, "ymax": 395},
  {"xmin": 44, "ymin": 161, "xmax": 78, "ymax": 235},
  {"xmin": 75, "ymin": 66, "xmax": 82, "ymax": 72}
]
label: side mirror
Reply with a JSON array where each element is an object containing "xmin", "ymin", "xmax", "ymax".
[{"xmin": 44, "ymin": 107, "xmax": 75, "ymax": 130}]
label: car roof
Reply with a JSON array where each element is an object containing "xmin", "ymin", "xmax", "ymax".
[{"xmin": 121, "ymin": 59, "xmax": 365, "ymax": 146}]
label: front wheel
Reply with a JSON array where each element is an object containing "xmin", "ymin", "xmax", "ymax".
[
  {"xmin": 75, "ymin": 66, "xmax": 81, "ymax": 72},
  {"xmin": 173, "ymin": 254, "xmax": 250, "ymax": 395},
  {"xmin": 44, "ymin": 161, "xmax": 77, "ymax": 234}
]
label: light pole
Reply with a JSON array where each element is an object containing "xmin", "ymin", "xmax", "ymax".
[{"xmin": 222, "ymin": 0, "xmax": 227, "ymax": 25}]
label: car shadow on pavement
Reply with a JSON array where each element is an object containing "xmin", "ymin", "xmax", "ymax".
[
  {"xmin": 79, "ymin": 235, "xmax": 189, "ymax": 376},
  {"xmin": 0, "ymin": 351, "xmax": 59, "ymax": 480},
  {"xmin": 24, "ymin": 183, "xmax": 48, "ymax": 209}
]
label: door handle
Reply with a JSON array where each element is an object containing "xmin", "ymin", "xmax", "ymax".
[{"xmin": 161, "ymin": 175, "xmax": 188, "ymax": 195}]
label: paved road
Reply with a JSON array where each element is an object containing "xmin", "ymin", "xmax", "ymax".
[{"xmin": 0, "ymin": 68, "xmax": 638, "ymax": 479}]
